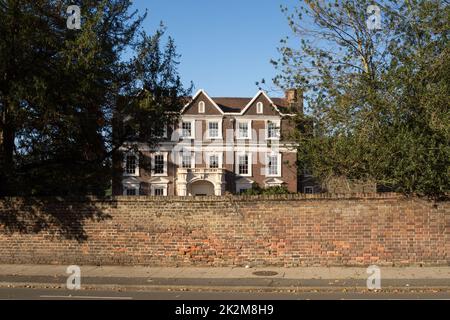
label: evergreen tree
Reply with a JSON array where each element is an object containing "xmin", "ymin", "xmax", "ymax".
[{"xmin": 0, "ymin": 1, "xmax": 189, "ymax": 196}]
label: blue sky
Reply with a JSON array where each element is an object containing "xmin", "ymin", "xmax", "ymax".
[{"xmin": 132, "ymin": 0, "xmax": 296, "ymax": 97}]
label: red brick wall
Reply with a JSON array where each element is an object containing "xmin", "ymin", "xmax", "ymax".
[{"xmin": 0, "ymin": 194, "xmax": 448, "ymax": 266}]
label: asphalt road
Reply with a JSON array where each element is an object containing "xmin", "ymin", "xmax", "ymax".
[{"xmin": 0, "ymin": 287, "xmax": 449, "ymax": 300}]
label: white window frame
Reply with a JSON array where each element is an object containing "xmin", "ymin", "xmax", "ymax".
[
  {"xmin": 206, "ymin": 152, "xmax": 223, "ymax": 169},
  {"xmin": 206, "ymin": 120, "xmax": 222, "ymax": 139},
  {"xmin": 304, "ymin": 186, "xmax": 314, "ymax": 194},
  {"xmin": 151, "ymin": 152, "xmax": 168, "ymax": 177},
  {"xmin": 180, "ymin": 120, "xmax": 195, "ymax": 139},
  {"xmin": 123, "ymin": 183, "xmax": 139, "ymax": 196},
  {"xmin": 265, "ymin": 153, "xmax": 282, "ymax": 177},
  {"xmin": 256, "ymin": 102, "xmax": 263, "ymax": 114},
  {"xmin": 235, "ymin": 152, "xmax": 252, "ymax": 177},
  {"xmin": 180, "ymin": 151, "xmax": 195, "ymax": 169},
  {"xmin": 151, "ymin": 184, "xmax": 168, "ymax": 196},
  {"xmin": 266, "ymin": 120, "xmax": 281, "ymax": 140},
  {"xmin": 236, "ymin": 120, "xmax": 252, "ymax": 140},
  {"xmin": 123, "ymin": 152, "xmax": 139, "ymax": 177},
  {"xmin": 198, "ymin": 101, "xmax": 205, "ymax": 113}
]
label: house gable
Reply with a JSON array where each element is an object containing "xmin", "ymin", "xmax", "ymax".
[
  {"xmin": 241, "ymin": 91, "xmax": 281, "ymax": 116},
  {"xmin": 181, "ymin": 90, "xmax": 223, "ymax": 115}
]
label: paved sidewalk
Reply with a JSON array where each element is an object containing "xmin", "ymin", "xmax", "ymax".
[{"xmin": 0, "ymin": 264, "xmax": 449, "ymax": 292}]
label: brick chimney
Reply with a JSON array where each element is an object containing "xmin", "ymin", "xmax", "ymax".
[{"xmin": 285, "ymin": 88, "xmax": 303, "ymax": 114}]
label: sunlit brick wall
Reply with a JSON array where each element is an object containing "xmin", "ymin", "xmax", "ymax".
[{"xmin": 0, "ymin": 193, "xmax": 448, "ymax": 266}]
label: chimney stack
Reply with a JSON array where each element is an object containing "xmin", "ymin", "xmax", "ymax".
[{"xmin": 285, "ymin": 88, "xmax": 303, "ymax": 114}]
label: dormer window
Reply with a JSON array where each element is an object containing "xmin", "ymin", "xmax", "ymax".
[
  {"xmin": 256, "ymin": 102, "xmax": 263, "ymax": 114},
  {"xmin": 198, "ymin": 101, "xmax": 205, "ymax": 113}
]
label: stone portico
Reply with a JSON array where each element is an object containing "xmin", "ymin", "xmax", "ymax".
[{"xmin": 176, "ymin": 168, "xmax": 225, "ymax": 196}]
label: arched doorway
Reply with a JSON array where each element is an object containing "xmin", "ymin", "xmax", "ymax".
[{"xmin": 188, "ymin": 180, "xmax": 215, "ymax": 196}]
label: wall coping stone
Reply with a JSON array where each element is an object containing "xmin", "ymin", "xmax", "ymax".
[{"xmin": 0, "ymin": 192, "xmax": 419, "ymax": 204}]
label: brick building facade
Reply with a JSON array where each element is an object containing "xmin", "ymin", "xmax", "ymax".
[{"xmin": 114, "ymin": 89, "xmax": 301, "ymax": 196}]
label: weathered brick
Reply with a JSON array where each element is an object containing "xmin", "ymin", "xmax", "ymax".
[{"xmin": 0, "ymin": 193, "xmax": 448, "ymax": 266}]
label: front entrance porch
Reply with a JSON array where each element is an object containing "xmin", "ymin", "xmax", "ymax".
[
  {"xmin": 176, "ymin": 168, "xmax": 225, "ymax": 196},
  {"xmin": 188, "ymin": 180, "xmax": 215, "ymax": 196}
]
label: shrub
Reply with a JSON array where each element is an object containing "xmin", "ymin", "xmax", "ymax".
[{"xmin": 240, "ymin": 184, "xmax": 291, "ymax": 195}]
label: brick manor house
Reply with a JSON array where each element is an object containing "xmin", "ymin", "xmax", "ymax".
[{"xmin": 113, "ymin": 89, "xmax": 302, "ymax": 196}]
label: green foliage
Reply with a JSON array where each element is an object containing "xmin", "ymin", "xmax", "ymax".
[
  {"xmin": 240, "ymin": 184, "xmax": 291, "ymax": 195},
  {"xmin": 274, "ymin": 0, "xmax": 449, "ymax": 198},
  {"xmin": 0, "ymin": 1, "xmax": 190, "ymax": 196},
  {"xmin": 116, "ymin": 26, "xmax": 192, "ymax": 148}
]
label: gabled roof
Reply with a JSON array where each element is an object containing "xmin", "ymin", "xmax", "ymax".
[
  {"xmin": 181, "ymin": 89, "xmax": 295, "ymax": 116},
  {"xmin": 180, "ymin": 89, "xmax": 224, "ymax": 114},
  {"xmin": 238, "ymin": 90, "xmax": 283, "ymax": 115},
  {"xmin": 213, "ymin": 97, "xmax": 252, "ymax": 113}
]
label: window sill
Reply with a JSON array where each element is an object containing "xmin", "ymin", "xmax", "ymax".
[{"xmin": 152, "ymin": 173, "xmax": 168, "ymax": 177}]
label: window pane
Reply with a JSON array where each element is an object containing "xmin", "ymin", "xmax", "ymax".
[
  {"xmin": 209, "ymin": 122, "xmax": 219, "ymax": 138},
  {"xmin": 182, "ymin": 122, "xmax": 191, "ymax": 137},
  {"xmin": 209, "ymin": 155, "xmax": 219, "ymax": 168},
  {"xmin": 199, "ymin": 101, "xmax": 205, "ymax": 113},
  {"xmin": 126, "ymin": 155, "xmax": 136, "ymax": 174},
  {"xmin": 238, "ymin": 122, "xmax": 248, "ymax": 138},
  {"xmin": 268, "ymin": 155, "xmax": 278, "ymax": 175},
  {"xmin": 238, "ymin": 154, "xmax": 248, "ymax": 175},
  {"xmin": 304, "ymin": 187, "xmax": 313, "ymax": 194},
  {"xmin": 154, "ymin": 154, "xmax": 164, "ymax": 174},
  {"xmin": 268, "ymin": 121, "xmax": 279, "ymax": 138},
  {"xmin": 154, "ymin": 188, "xmax": 164, "ymax": 196},
  {"xmin": 257, "ymin": 102, "xmax": 263, "ymax": 114},
  {"xmin": 126, "ymin": 188, "xmax": 136, "ymax": 196},
  {"xmin": 182, "ymin": 153, "xmax": 191, "ymax": 168}
]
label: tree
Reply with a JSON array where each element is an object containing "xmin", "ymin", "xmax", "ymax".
[
  {"xmin": 113, "ymin": 26, "xmax": 192, "ymax": 152},
  {"xmin": 272, "ymin": 0, "xmax": 449, "ymax": 198},
  {"xmin": 0, "ymin": 1, "xmax": 190, "ymax": 196},
  {"xmin": 111, "ymin": 26, "xmax": 192, "ymax": 188}
]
